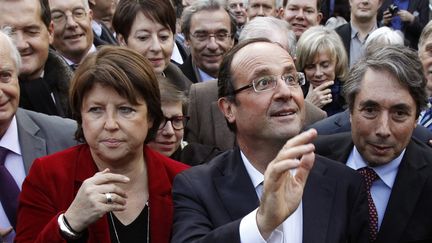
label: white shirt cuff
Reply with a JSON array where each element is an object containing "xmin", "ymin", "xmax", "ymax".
[{"xmin": 239, "ymin": 208, "xmax": 283, "ymax": 243}]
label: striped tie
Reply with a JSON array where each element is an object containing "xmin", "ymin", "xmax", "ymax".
[{"xmin": 419, "ymin": 98, "xmax": 432, "ymax": 130}]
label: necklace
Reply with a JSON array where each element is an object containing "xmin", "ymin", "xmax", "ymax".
[
  {"xmin": 109, "ymin": 211, "xmax": 121, "ymax": 243},
  {"xmin": 108, "ymin": 201, "xmax": 150, "ymax": 243}
]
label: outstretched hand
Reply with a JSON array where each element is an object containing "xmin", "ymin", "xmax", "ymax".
[{"xmin": 256, "ymin": 129, "xmax": 317, "ymax": 239}]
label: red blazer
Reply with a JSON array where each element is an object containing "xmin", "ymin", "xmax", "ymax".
[{"xmin": 15, "ymin": 144, "xmax": 189, "ymax": 243}]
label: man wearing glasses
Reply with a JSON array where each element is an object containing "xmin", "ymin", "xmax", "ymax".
[
  {"xmin": 180, "ymin": 0, "xmax": 236, "ymax": 83},
  {"xmin": 171, "ymin": 38, "xmax": 368, "ymax": 243},
  {"xmin": 49, "ymin": 0, "xmax": 96, "ymax": 69}
]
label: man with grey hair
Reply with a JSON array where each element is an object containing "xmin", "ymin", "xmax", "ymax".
[
  {"xmin": 314, "ymin": 45, "xmax": 432, "ymax": 242},
  {"xmin": 180, "ymin": 0, "xmax": 236, "ymax": 83},
  {"xmin": 48, "ymin": 0, "xmax": 97, "ymax": 69},
  {"xmin": 247, "ymin": 0, "xmax": 283, "ymax": 19},
  {"xmin": 185, "ymin": 16, "xmax": 326, "ymax": 151},
  {"xmin": 227, "ymin": 0, "xmax": 247, "ymax": 39},
  {"xmin": 238, "ymin": 16, "xmax": 296, "ymax": 56},
  {"xmin": 0, "ymin": 29, "xmax": 77, "ymax": 242}
]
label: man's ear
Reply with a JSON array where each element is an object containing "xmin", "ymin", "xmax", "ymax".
[
  {"xmin": 218, "ymin": 97, "xmax": 236, "ymax": 124},
  {"xmin": 48, "ymin": 21, "xmax": 54, "ymax": 45},
  {"xmin": 276, "ymin": 7, "xmax": 284, "ymax": 19},
  {"xmin": 316, "ymin": 12, "xmax": 323, "ymax": 24}
]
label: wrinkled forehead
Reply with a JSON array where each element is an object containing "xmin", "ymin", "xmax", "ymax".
[{"xmin": 231, "ymin": 42, "xmax": 295, "ymax": 78}]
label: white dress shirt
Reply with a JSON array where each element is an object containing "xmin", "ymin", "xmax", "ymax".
[{"xmin": 239, "ymin": 151, "xmax": 303, "ymax": 243}]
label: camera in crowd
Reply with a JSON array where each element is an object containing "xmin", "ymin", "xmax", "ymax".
[{"xmin": 388, "ymin": 4, "xmax": 399, "ymax": 17}]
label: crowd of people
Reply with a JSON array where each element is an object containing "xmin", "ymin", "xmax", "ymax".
[{"xmin": 0, "ymin": 0, "xmax": 431, "ymax": 242}]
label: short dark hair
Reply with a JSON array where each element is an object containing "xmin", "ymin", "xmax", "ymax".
[
  {"xmin": 40, "ymin": 0, "xmax": 51, "ymax": 28},
  {"xmin": 343, "ymin": 44, "xmax": 427, "ymax": 118},
  {"xmin": 218, "ymin": 37, "xmax": 273, "ymax": 131},
  {"xmin": 112, "ymin": 0, "xmax": 176, "ymax": 41},
  {"xmin": 181, "ymin": 0, "xmax": 236, "ymax": 41},
  {"xmin": 69, "ymin": 45, "xmax": 163, "ymax": 143}
]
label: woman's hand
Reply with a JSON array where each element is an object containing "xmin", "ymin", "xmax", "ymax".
[
  {"xmin": 64, "ymin": 169, "xmax": 130, "ymax": 232},
  {"xmin": 305, "ymin": 81, "xmax": 333, "ymax": 108}
]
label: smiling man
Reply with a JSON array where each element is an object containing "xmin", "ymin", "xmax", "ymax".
[
  {"xmin": 283, "ymin": 0, "xmax": 322, "ymax": 40},
  {"xmin": 49, "ymin": 0, "xmax": 96, "ymax": 68},
  {"xmin": 314, "ymin": 44, "xmax": 432, "ymax": 242},
  {"xmin": 0, "ymin": 0, "xmax": 73, "ymax": 117},
  {"xmin": 179, "ymin": 0, "xmax": 235, "ymax": 83}
]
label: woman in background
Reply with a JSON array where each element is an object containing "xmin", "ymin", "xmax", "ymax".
[
  {"xmin": 296, "ymin": 26, "xmax": 349, "ymax": 116},
  {"xmin": 148, "ymin": 78, "xmax": 220, "ymax": 166},
  {"xmin": 15, "ymin": 46, "xmax": 188, "ymax": 243},
  {"xmin": 112, "ymin": 0, "xmax": 192, "ymax": 92}
]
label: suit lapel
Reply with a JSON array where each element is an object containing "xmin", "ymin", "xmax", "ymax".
[
  {"xmin": 16, "ymin": 109, "xmax": 47, "ymax": 174},
  {"xmin": 213, "ymin": 149, "xmax": 260, "ymax": 220},
  {"xmin": 303, "ymin": 158, "xmax": 336, "ymax": 243},
  {"xmin": 377, "ymin": 140, "xmax": 429, "ymax": 242}
]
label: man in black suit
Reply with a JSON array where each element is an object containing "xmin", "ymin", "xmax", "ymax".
[
  {"xmin": 314, "ymin": 44, "xmax": 432, "ymax": 242},
  {"xmin": 179, "ymin": 0, "xmax": 236, "ymax": 83},
  {"xmin": 172, "ymin": 38, "xmax": 368, "ymax": 242},
  {"xmin": 335, "ymin": 0, "xmax": 383, "ymax": 67}
]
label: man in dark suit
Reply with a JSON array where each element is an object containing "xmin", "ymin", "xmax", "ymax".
[
  {"xmin": 0, "ymin": 30, "xmax": 77, "ymax": 242},
  {"xmin": 335, "ymin": 0, "xmax": 383, "ymax": 67},
  {"xmin": 49, "ymin": 0, "xmax": 99, "ymax": 68},
  {"xmin": 314, "ymin": 44, "xmax": 432, "ymax": 242},
  {"xmin": 179, "ymin": 0, "xmax": 236, "ymax": 83},
  {"xmin": 172, "ymin": 38, "xmax": 368, "ymax": 242}
]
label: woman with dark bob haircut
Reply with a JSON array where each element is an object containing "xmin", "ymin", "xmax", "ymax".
[
  {"xmin": 113, "ymin": 0, "xmax": 192, "ymax": 92},
  {"xmin": 15, "ymin": 46, "xmax": 189, "ymax": 243}
]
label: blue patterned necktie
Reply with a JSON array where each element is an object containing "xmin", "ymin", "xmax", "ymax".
[
  {"xmin": 0, "ymin": 147, "xmax": 20, "ymax": 229},
  {"xmin": 419, "ymin": 98, "xmax": 432, "ymax": 129}
]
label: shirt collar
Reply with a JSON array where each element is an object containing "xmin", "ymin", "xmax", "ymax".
[
  {"xmin": 240, "ymin": 150, "xmax": 264, "ymax": 189},
  {"xmin": 0, "ymin": 116, "xmax": 21, "ymax": 155},
  {"xmin": 92, "ymin": 20, "xmax": 102, "ymax": 37},
  {"xmin": 350, "ymin": 22, "xmax": 378, "ymax": 41},
  {"xmin": 198, "ymin": 68, "xmax": 215, "ymax": 82},
  {"xmin": 348, "ymin": 146, "xmax": 404, "ymax": 189}
]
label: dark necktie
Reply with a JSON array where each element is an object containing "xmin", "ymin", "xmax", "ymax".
[
  {"xmin": 358, "ymin": 167, "xmax": 379, "ymax": 242},
  {"xmin": 0, "ymin": 147, "xmax": 20, "ymax": 229}
]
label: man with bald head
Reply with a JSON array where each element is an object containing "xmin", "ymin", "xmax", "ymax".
[{"xmin": 172, "ymin": 38, "xmax": 368, "ymax": 242}]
